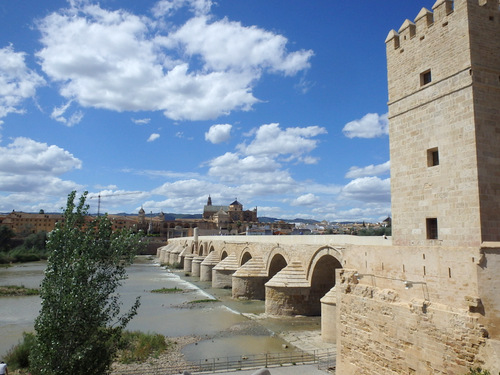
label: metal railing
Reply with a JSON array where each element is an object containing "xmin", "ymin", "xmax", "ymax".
[{"xmin": 113, "ymin": 348, "xmax": 335, "ymax": 374}]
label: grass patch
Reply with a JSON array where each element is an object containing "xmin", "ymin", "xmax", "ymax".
[
  {"xmin": 118, "ymin": 331, "xmax": 171, "ymax": 364},
  {"xmin": 151, "ymin": 287, "xmax": 183, "ymax": 294},
  {"xmin": 0, "ymin": 285, "xmax": 39, "ymax": 296},
  {"xmin": 188, "ymin": 298, "xmax": 219, "ymax": 304}
]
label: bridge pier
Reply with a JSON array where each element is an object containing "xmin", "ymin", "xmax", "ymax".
[
  {"xmin": 265, "ymin": 261, "xmax": 313, "ymax": 316},
  {"xmin": 191, "ymin": 256, "xmax": 205, "ymax": 277},
  {"xmin": 169, "ymin": 244, "xmax": 182, "ymax": 265},
  {"xmin": 320, "ymin": 287, "xmax": 337, "ymax": 343},
  {"xmin": 158, "ymin": 245, "xmax": 169, "ymax": 264},
  {"xmin": 200, "ymin": 252, "xmax": 219, "ymax": 281},
  {"xmin": 232, "ymin": 256, "xmax": 268, "ymax": 300},
  {"xmin": 212, "ymin": 253, "xmax": 239, "ymax": 289},
  {"xmin": 184, "ymin": 253, "xmax": 195, "ymax": 272}
]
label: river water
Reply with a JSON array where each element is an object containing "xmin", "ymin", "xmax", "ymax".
[{"xmin": 0, "ymin": 256, "xmax": 321, "ymax": 362}]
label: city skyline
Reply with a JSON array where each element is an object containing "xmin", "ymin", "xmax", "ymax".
[{"xmin": 0, "ymin": 0, "xmax": 435, "ymax": 221}]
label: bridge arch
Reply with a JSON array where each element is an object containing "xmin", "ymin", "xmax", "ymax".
[
  {"xmin": 198, "ymin": 243, "xmax": 204, "ymax": 256},
  {"xmin": 240, "ymin": 249, "xmax": 252, "ymax": 266},
  {"xmin": 266, "ymin": 247, "xmax": 289, "ymax": 279},
  {"xmin": 306, "ymin": 247, "xmax": 343, "ymax": 281},
  {"xmin": 307, "ymin": 247, "xmax": 343, "ymax": 316},
  {"xmin": 221, "ymin": 249, "xmax": 228, "ymax": 260}
]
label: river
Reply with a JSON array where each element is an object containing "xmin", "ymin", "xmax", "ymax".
[{"xmin": 0, "ymin": 256, "xmax": 322, "ymax": 362}]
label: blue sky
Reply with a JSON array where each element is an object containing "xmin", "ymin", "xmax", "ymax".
[{"xmin": 0, "ymin": 0, "xmax": 435, "ymax": 221}]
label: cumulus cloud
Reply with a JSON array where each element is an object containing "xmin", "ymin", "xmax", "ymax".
[
  {"xmin": 340, "ymin": 176, "xmax": 391, "ymax": 203},
  {"xmin": 147, "ymin": 133, "xmax": 160, "ymax": 142},
  {"xmin": 205, "ymin": 123, "xmax": 232, "ymax": 144},
  {"xmin": 202, "ymin": 123, "xmax": 327, "ymax": 199},
  {"xmin": 345, "ymin": 161, "xmax": 390, "ymax": 179},
  {"xmin": 0, "ymin": 45, "xmax": 45, "ymax": 124},
  {"xmin": 0, "ymin": 137, "xmax": 82, "ymax": 194},
  {"xmin": 237, "ymin": 123, "xmax": 327, "ymax": 160},
  {"xmin": 0, "ymin": 137, "xmax": 82, "ymax": 175},
  {"xmin": 342, "ymin": 113, "xmax": 388, "ymax": 139},
  {"xmin": 291, "ymin": 193, "xmax": 319, "ymax": 206},
  {"xmin": 208, "ymin": 152, "xmax": 283, "ymax": 181},
  {"xmin": 35, "ymin": 2, "xmax": 313, "ymax": 121}
]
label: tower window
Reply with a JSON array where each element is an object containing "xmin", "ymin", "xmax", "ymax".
[
  {"xmin": 420, "ymin": 70, "xmax": 432, "ymax": 86},
  {"xmin": 426, "ymin": 218, "xmax": 438, "ymax": 240},
  {"xmin": 427, "ymin": 147, "xmax": 439, "ymax": 167}
]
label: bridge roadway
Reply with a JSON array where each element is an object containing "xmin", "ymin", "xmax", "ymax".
[{"xmin": 157, "ymin": 234, "xmax": 391, "ymax": 343}]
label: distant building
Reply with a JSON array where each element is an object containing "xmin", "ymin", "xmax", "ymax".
[
  {"xmin": 203, "ymin": 196, "xmax": 258, "ymax": 224},
  {"xmin": 2, "ymin": 211, "xmax": 64, "ymax": 235}
]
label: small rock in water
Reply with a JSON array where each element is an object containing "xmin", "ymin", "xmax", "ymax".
[{"xmin": 282, "ymin": 344, "xmax": 288, "ymax": 349}]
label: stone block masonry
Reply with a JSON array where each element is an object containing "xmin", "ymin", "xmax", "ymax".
[{"xmin": 336, "ymin": 269, "xmax": 488, "ymax": 374}]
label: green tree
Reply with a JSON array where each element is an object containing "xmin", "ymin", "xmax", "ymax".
[
  {"xmin": 23, "ymin": 231, "xmax": 48, "ymax": 252},
  {"xmin": 30, "ymin": 191, "xmax": 145, "ymax": 375},
  {"xmin": 0, "ymin": 225, "xmax": 15, "ymax": 252}
]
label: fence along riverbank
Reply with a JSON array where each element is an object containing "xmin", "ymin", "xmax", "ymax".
[{"xmin": 113, "ymin": 347, "xmax": 335, "ymax": 374}]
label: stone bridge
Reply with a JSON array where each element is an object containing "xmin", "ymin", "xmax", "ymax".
[{"xmin": 157, "ymin": 233, "xmax": 392, "ymax": 342}]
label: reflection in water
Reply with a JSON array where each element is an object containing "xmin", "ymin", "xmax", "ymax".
[{"xmin": 0, "ymin": 257, "xmax": 317, "ymax": 361}]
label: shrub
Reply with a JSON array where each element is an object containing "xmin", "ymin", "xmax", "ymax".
[{"xmin": 5, "ymin": 332, "xmax": 36, "ymax": 370}]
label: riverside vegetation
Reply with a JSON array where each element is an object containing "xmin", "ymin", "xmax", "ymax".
[
  {"xmin": 24, "ymin": 191, "xmax": 146, "ymax": 375},
  {"xmin": 0, "ymin": 226, "xmax": 48, "ymax": 264},
  {"xmin": 0, "ymin": 285, "xmax": 39, "ymax": 296},
  {"xmin": 5, "ymin": 331, "xmax": 171, "ymax": 373}
]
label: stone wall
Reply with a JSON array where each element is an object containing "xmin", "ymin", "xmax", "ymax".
[{"xmin": 337, "ymin": 269, "xmax": 488, "ymax": 375}]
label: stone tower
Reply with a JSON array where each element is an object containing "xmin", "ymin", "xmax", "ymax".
[{"xmin": 386, "ymin": 0, "xmax": 500, "ymax": 247}]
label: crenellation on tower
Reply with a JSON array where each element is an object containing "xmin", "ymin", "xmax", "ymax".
[
  {"xmin": 432, "ymin": 0, "xmax": 454, "ymax": 20},
  {"xmin": 384, "ymin": 29, "xmax": 399, "ymax": 49},
  {"xmin": 398, "ymin": 19, "xmax": 416, "ymax": 41},
  {"xmin": 415, "ymin": 7, "xmax": 434, "ymax": 28}
]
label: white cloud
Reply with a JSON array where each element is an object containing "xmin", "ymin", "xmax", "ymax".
[
  {"xmin": 345, "ymin": 161, "xmax": 390, "ymax": 179},
  {"xmin": 208, "ymin": 152, "xmax": 284, "ymax": 181},
  {"xmin": 152, "ymin": 0, "xmax": 213, "ymax": 18},
  {"xmin": 167, "ymin": 16, "xmax": 313, "ymax": 75},
  {"xmin": 0, "ymin": 137, "xmax": 82, "ymax": 199},
  {"xmin": 94, "ymin": 184, "xmax": 118, "ymax": 190},
  {"xmin": 291, "ymin": 193, "xmax": 319, "ymax": 206},
  {"xmin": 35, "ymin": 2, "xmax": 313, "ymax": 121},
  {"xmin": 205, "ymin": 123, "xmax": 232, "ymax": 144},
  {"xmin": 0, "ymin": 137, "xmax": 82, "ymax": 175},
  {"xmin": 237, "ymin": 123, "xmax": 327, "ymax": 160},
  {"xmin": 51, "ymin": 101, "xmax": 84, "ymax": 127},
  {"xmin": 342, "ymin": 113, "xmax": 388, "ymax": 139},
  {"xmin": 340, "ymin": 176, "xmax": 391, "ymax": 203},
  {"xmin": 0, "ymin": 45, "xmax": 45, "ymax": 124},
  {"xmin": 0, "ymin": 193, "xmax": 69, "ymax": 213},
  {"xmin": 147, "ymin": 133, "xmax": 160, "ymax": 142},
  {"xmin": 132, "ymin": 117, "xmax": 151, "ymax": 125}
]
